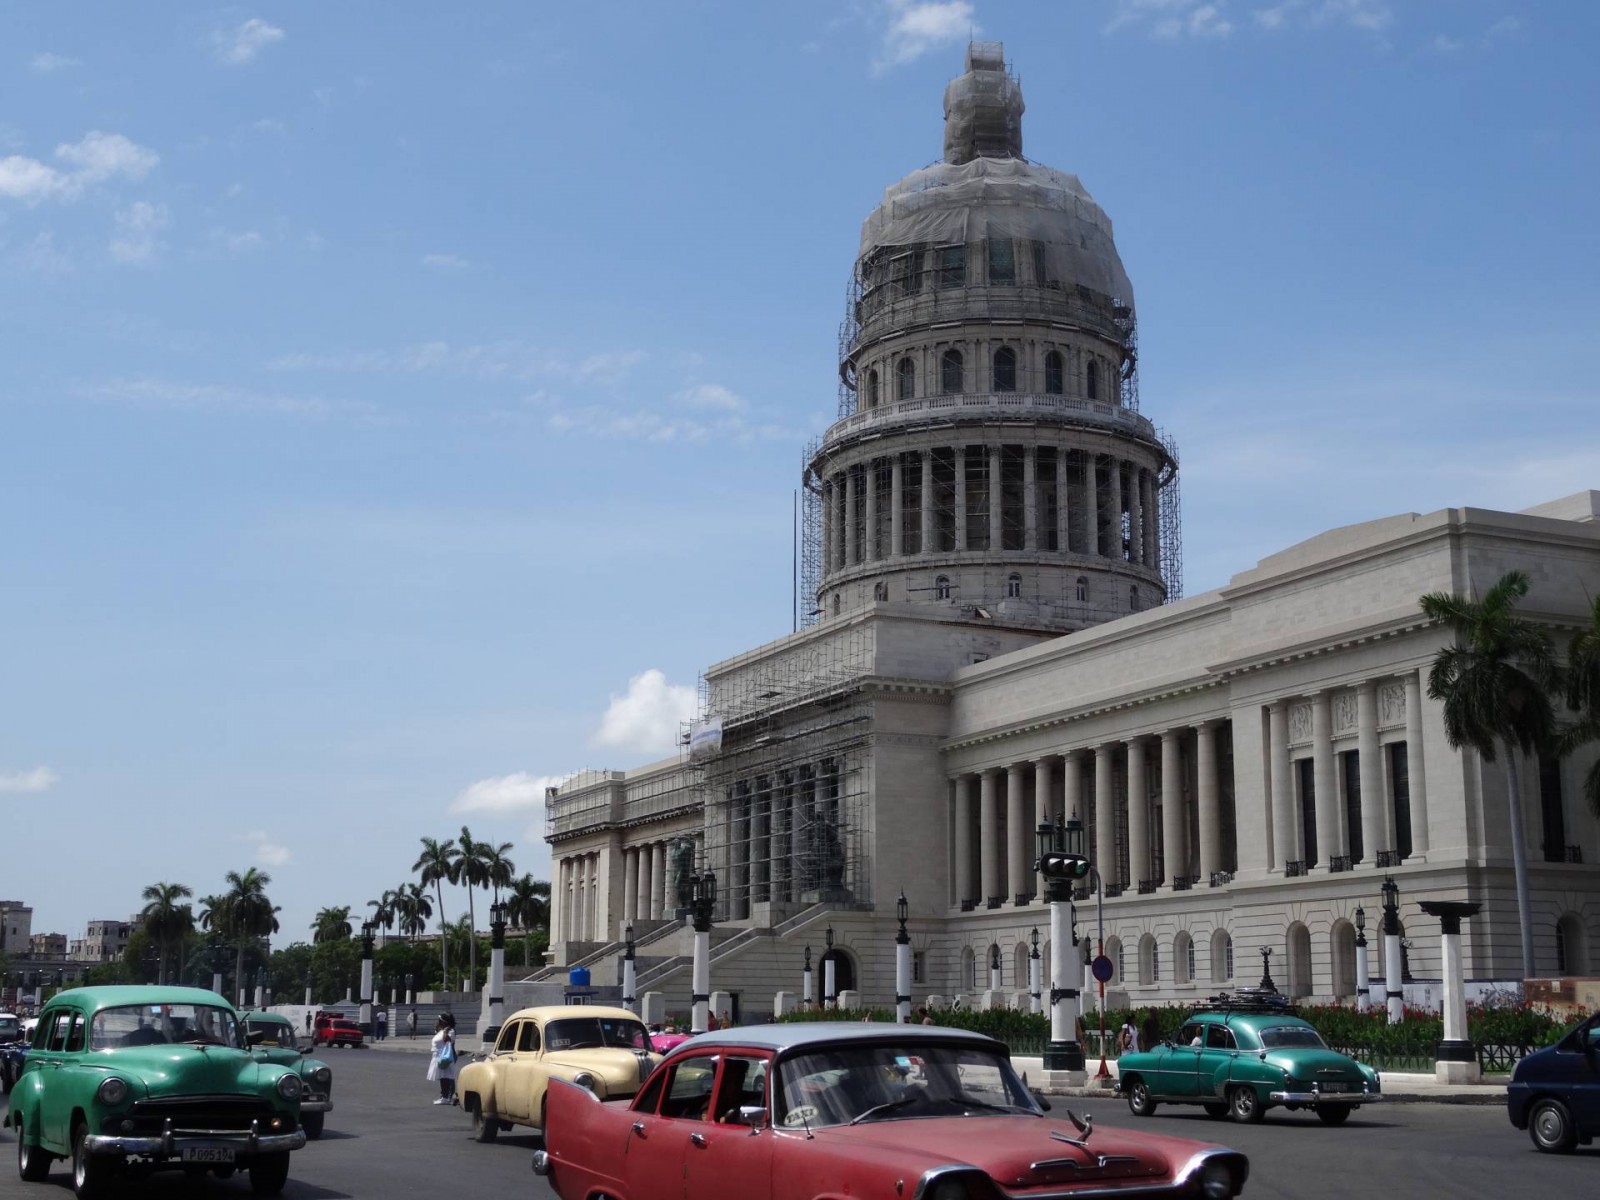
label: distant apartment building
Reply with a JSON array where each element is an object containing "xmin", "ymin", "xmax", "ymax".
[
  {"xmin": 0, "ymin": 901, "xmax": 33, "ymax": 953},
  {"xmin": 70, "ymin": 918, "xmax": 135, "ymax": 963},
  {"xmin": 29, "ymin": 933, "xmax": 67, "ymax": 957}
]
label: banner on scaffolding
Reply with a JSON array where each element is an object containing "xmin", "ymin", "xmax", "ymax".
[{"xmin": 688, "ymin": 715, "xmax": 723, "ymax": 762}]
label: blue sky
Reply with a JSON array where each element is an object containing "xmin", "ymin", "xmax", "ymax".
[{"xmin": 3, "ymin": 2, "xmax": 1596, "ymax": 949}]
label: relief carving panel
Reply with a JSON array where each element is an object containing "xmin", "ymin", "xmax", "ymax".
[
  {"xmin": 1333, "ymin": 691, "xmax": 1358, "ymax": 736},
  {"xmin": 1288, "ymin": 703, "xmax": 1312, "ymax": 745},
  {"xmin": 1378, "ymin": 681, "xmax": 1406, "ymax": 728}
]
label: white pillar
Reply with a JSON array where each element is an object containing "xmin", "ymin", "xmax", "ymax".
[
  {"xmin": 304, "ymin": 981, "xmax": 312, "ymax": 1007},
  {"xmin": 1269, "ymin": 701, "xmax": 1293, "ymax": 871},
  {"xmin": 1161, "ymin": 730, "xmax": 1185, "ymax": 887},
  {"xmin": 864, "ymin": 458, "xmax": 879, "ymax": 561},
  {"xmin": 1048, "ymin": 896, "xmax": 1085, "ymax": 1084},
  {"xmin": 1128, "ymin": 738, "xmax": 1150, "ymax": 890},
  {"xmin": 623, "ymin": 848, "xmax": 639, "ymax": 923},
  {"xmin": 845, "ymin": 467, "xmax": 859, "ymax": 565},
  {"xmin": 989, "ymin": 953, "xmax": 1002, "ymax": 994},
  {"xmin": 1128, "ymin": 466, "xmax": 1143, "ymax": 565},
  {"xmin": 802, "ymin": 964, "xmax": 813, "ymax": 1006},
  {"xmin": 890, "ymin": 453, "xmax": 904, "ymax": 557},
  {"xmin": 920, "ymin": 450, "xmax": 935, "ymax": 554},
  {"xmin": 954, "ymin": 446, "xmax": 968, "ymax": 551},
  {"xmin": 824, "ymin": 956, "xmax": 837, "ymax": 1007},
  {"xmin": 954, "ymin": 774, "xmax": 974, "ymax": 906},
  {"xmin": 1312, "ymin": 691, "xmax": 1339, "ymax": 864},
  {"xmin": 212, "ymin": 972, "xmax": 223, "ymax": 997},
  {"xmin": 1108, "ymin": 457, "xmax": 1123, "ymax": 560},
  {"xmin": 980, "ymin": 769, "xmax": 1001, "ymax": 906},
  {"xmin": 488, "ymin": 942, "xmax": 506, "ymax": 1028},
  {"xmin": 1385, "ymin": 930, "xmax": 1404, "ymax": 1025},
  {"xmin": 1355, "ymin": 936, "xmax": 1371, "ymax": 1012},
  {"xmin": 895, "ymin": 937, "xmax": 912, "ymax": 1023},
  {"xmin": 621, "ymin": 952, "xmax": 637, "ymax": 1014},
  {"xmin": 691, "ymin": 928, "xmax": 711, "ymax": 1033},
  {"xmin": 639, "ymin": 846, "xmax": 654, "ymax": 923},
  {"xmin": 1056, "ymin": 448, "xmax": 1071, "ymax": 553},
  {"xmin": 1405, "ymin": 671, "xmax": 1430, "ymax": 854},
  {"xmin": 1358, "ymin": 682, "xmax": 1385, "ymax": 863},
  {"xmin": 1006, "ymin": 763, "xmax": 1028, "ymax": 904},
  {"xmin": 1023, "ymin": 446, "xmax": 1038, "ymax": 551},
  {"xmin": 1029, "ymin": 949, "xmax": 1042, "ymax": 1015},
  {"xmin": 1094, "ymin": 747, "xmax": 1117, "ymax": 889},
  {"xmin": 1035, "ymin": 756, "xmax": 1055, "ymax": 899},
  {"xmin": 1196, "ymin": 721, "xmax": 1222, "ymax": 882},
  {"xmin": 988, "ymin": 444, "xmax": 1002, "ymax": 551}
]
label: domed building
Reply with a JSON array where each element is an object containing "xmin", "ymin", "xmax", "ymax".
[{"xmin": 531, "ymin": 44, "xmax": 1600, "ymax": 1050}]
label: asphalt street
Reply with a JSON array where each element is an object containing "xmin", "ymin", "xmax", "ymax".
[{"xmin": 3, "ymin": 1049, "xmax": 1595, "ymax": 1199}]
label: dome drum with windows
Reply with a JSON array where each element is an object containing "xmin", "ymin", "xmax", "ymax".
[{"xmin": 802, "ymin": 42, "xmax": 1179, "ymax": 632}]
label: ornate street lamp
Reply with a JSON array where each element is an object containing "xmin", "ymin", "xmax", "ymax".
[
  {"xmin": 988, "ymin": 943, "xmax": 1002, "ymax": 994},
  {"xmin": 1354, "ymin": 905, "xmax": 1371, "ymax": 1012},
  {"xmin": 359, "ymin": 922, "xmax": 376, "ymax": 1034},
  {"xmin": 1035, "ymin": 811, "xmax": 1088, "ymax": 1076},
  {"xmin": 823, "ymin": 925, "xmax": 837, "ymax": 1009},
  {"xmin": 802, "ymin": 945, "xmax": 813, "ymax": 1008},
  {"xmin": 1029, "ymin": 928, "xmax": 1042, "ymax": 1015},
  {"xmin": 894, "ymin": 892, "xmax": 912, "ymax": 1023},
  {"xmin": 688, "ymin": 870, "xmax": 717, "ymax": 1034},
  {"xmin": 488, "ymin": 900, "xmax": 509, "ymax": 1028},
  {"xmin": 621, "ymin": 922, "xmax": 638, "ymax": 1014},
  {"xmin": 1381, "ymin": 875, "xmax": 1403, "ymax": 1024},
  {"xmin": 1258, "ymin": 946, "xmax": 1276, "ymax": 993}
]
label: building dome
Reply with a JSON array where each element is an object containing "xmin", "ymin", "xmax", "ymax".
[{"xmin": 801, "ymin": 43, "xmax": 1178, "ymax": 633}]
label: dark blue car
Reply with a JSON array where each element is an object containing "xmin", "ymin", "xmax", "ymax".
[{"xmin": 1507, "ymin": 1011, "xmax": 1600, "ymax": 1153}]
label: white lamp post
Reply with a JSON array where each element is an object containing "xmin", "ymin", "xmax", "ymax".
[
  {"xmin": 620, "ymin": 922, "xmax": 637, "ymax": 1014},
  {"xmin": 823, "ymin": 926, "xmax": 837, "ymax": 1009},
  {"xmin": 1382, "ymin": 876, "xmax": 1404, "ymax": 1025},
  {"xmin": 894, "ymin": 893, "xmax": 912, "ymax": 1023},
  {"xmin": 1036, "ymin": 812, "xmax": 1088, "ymax": 1078},
  {"xmin": 1354, "ymin": 905, "xmax": 1371, "ymax": 1012},
  {"xmin": 688, "ymin": 870, "xmax": 717, "ymax": 1035},
  {"xmin": 802, "ymin": 945, "xmax": 813, "ymax": 1008},
  {"xmin": 1028, "ymin": 928, "xmax": 1042, "ymax": 1015}
]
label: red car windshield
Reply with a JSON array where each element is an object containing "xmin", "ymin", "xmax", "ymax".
[{"xmin": 775, "ymin": 1043, "xmax": 1040, "ymax": 1129}]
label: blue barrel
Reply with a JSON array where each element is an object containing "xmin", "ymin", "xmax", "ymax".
[{"xmin": 568, "ymin": 967, "xmax": 591, "ymax": 988}]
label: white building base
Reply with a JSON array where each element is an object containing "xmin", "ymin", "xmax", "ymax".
[{"xmin": 1435, "ymin": 1058, "xmax": 1482, "ymax": 1085}]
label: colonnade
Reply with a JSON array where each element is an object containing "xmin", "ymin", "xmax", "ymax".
[
  {"xmin": 556, "ymin": 853, "xmax": 600, "ymax": 944},
  {"xmin": 619, "ymin": 840, "xmax": 672, "ymax": 924},
  {"xmin": 820, "ymin": 443, "xmax": 1160, "ymax": 575},
  {"xmin": 951, "ymin": 720, "xmax": 1233, "ymax": 909},
  {"xmin": 719, "ymin": 761, "xmax": 846, "ymax": 920}
]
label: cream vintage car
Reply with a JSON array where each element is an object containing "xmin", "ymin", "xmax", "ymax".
[{"xmin": 457, "ymin": 1005, "xmax": 660, "ymax": 1143}]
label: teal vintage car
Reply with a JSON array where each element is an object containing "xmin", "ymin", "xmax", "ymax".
[
  {"xmin": 241, "ymin": 1010, "xmax": 334, "ymax": 1139},
  {"xmin": 8, "ymin": 985, "xmax": 307, "ymax": 1197},
  {"xmin": 1118, "ymin": 990, "xmax": 1381, "ymax": 1125}
]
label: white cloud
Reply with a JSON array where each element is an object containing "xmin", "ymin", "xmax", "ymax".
[
  {"xmin": 1115, "ymin": 0, "xmax": 1233, "ymax": 39},
  {"xmin": 267, "ymin": 341, "xmax": 647, "ymax": 387},
  {"xmin": 14, "ymin": 231, "xmax": 73, "ymax": 275},
  {"xmin": 591, "ymin": 670, "xmax": 699, "ymax": 755},
  {"xmin": 1249, "ymin": 0, "xmax": 1392, "ymax": 35},
  {"xmin": 0, "ymin": 131, "xmax": 158, "ymax": 205},
  {"xmin": 1429, "ymin": 34, "xmax": 1463, "ymax": 55},
  {"xmin": 109, "ymin": 201, "xmax": 170, "ymax": 264},
  {"xmin": 246, "ymin": 830, "xmax": 291, "ymax": 867},
  {"xmin": 223, "ymin": 229, "xmax": 264, "ymax": 254},
  {"xmin": 0, "ymin": 766, "xmax": 59, "ymax": 793},
  {"xmin": 421, "ymin": 253, "xmax": 469, "ymax": 270},
  {"xmin": 878, "ymin": 1, "xmax": 975, "ymax": 68},
  {"xmin": 451, "ymin": 771, "xmax": 573, "ymax": 815},
  {"xmin": 216, "ymin": 18, "xmax": 285, "ymax": 65},
  {"xmin": 74, "ymin": 375, "xmax": 378, "ymax": 420},
  {"xmin": 31, "ymin": 52, "xmax": 82, "ymax": 72},
  {"xmin": 1484, "ymin": 16, "xmax": 1522, "ymax": 43}
]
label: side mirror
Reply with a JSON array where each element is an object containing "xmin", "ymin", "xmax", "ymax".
[
  {"xmin": 300, "ymin": 1046, "xmax": 312, "ymax": 1056},
  {"xmin": 1030, "ymin": 1087, "xmax": 1052, "ymax": 1112},
  {"xmin": 737, "ymin": 1105, "xmax": 769, "ymax": 1131}
]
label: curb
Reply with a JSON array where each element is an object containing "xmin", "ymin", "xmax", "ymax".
[{"xmin": 1036, "ymin": 1084, "xmax": 1505, "ymax": 1107}]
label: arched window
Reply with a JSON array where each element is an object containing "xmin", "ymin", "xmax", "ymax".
[
  {"xmin": 1287, "ymin": 923, "xmax": 1313, "ymax": 999},
  {"xmin": 865, "ymin": 368, "xmax": 880, "ymax": 409},
  {"xmin": 1007, "ymin": 573, "xmax": 1022, "ymax": 599},
  {"xmin": 831, "ymin": 594, "xmax": 841, "ymax": 616},
  {"xmin": 940, "ymin": 348, "xmax": 964, "ymax": 395},
  {"xmin": 1557, "ymin": 912, "xmax": 1589, "ymax": 974},
  {"xmin": 1139, "ymin": 933, "xmax": 1157, "ymax": 985},
  {"xmin": 1044, "ymin": 350, "xmax": 1064, "ymax": 395},
  {"xmin": 1105, "ymin": 936, "xmax": 1124, "ymax": 986},
  {"xmin": 1013, "ymin": 942, "xmax": 1030, "ymax": 990},
  {"xmin": 961, "ymin": 946, "xmax": 976, "ymax": 992},
  {"xmin": 873, "ymin": 581, "xmax": 888, "ymax": 602},
  {"xmin": 935, "ymin": 575, "xmax": 951, "ymax": 601},
  {"xmin": 1075, "ymin": 577, "xmax": 1088, "ymax": 603},
  {"xmin": 1331, "ymin": 920, "xmax": 1357, "ymax": 998},
  {"xmin": 1129, "ymin": 585, "xmax": 1140, "ymax": 612},
  {"xmin": 992, "ymin": 346, "xmax": 1016, "ymax": 392},
  {"xmin": 1174, "ymin": 932, "xmax": 1193, "ymax": 985},
  {"xmin": 1210, "ymin": 929, "xmax": 1234, "ymax": 982},
  {"xmin": 896, "ymin": 356, "xmax": 916, "ymax": 401},
  {"xmin": 1086, "ymin": 359, "xmax": 1099, "ymax": 401}
]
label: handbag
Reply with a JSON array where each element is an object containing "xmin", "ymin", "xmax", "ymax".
[{"xmin": 436, "ymin": 1038, "xmax": 456, "ymax": 1067}]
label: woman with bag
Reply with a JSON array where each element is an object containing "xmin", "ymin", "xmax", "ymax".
[{"xmin": 427, "ymin": 1014, "xmax": 459, "ymax": 1105}]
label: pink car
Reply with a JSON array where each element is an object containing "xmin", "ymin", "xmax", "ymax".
[{"xmin": 650, "ymin": 1031, "xmax": 693, "ymax": 1054}]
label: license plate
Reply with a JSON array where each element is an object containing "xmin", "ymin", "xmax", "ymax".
[
  {"xmin": 1319, "ymin": 1082, "xmax": 1352, "ymax": 1093},
  {"xmin": 181, "ymin": 1148, "xmax": 236, "ymax": 1163}
]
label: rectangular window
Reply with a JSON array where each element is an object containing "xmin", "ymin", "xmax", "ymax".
[
  {"xmin": 1389, "ymin": 742, "xmax": 1412, "ymax": 860},
  {"xmin": 1341, "ymin": 749, "xmax": 1363, "ymax": 863},
  {"xmin": 1032, "ymin": 240, "xmax": 1050, "ymax": 286},
  {"xmin": 987, "ymin": 239, "xmax": 1015, "ymax": 285},
  {"xmin": 1296, "ymin": 757, "xmax": 1318, "ymax": 866},
  {"xmin": 938, "ymin": 245, "xmax": 966, "ymax": 289},
  {"xmin": 913, "ymin": 950, "xmax": 926, "ymax": 984},
  {"xmin": 1539, "ymin": 752, "xmax": 1566, "ymax": 862},
  {"xmin": 894, "ymin": 250, "xmax": 923, "ymax": 297}
]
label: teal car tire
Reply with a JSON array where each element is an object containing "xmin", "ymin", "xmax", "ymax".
[
  {"xmin": 1228, "ymin": 1086, "xmax": 1263, "ymax": 1124},
  {"xmin": 1315, "ymin": 1105, "xmax": 1351, "ymax": 1126},
  {"xmin": 1203, "ymin": 1102, "xmax": 1228, "ymax": 1119},
  {"xmin": 248, "ymin": 1151, "xmax": 291, "ymax": 1195},
  {"xmin": 18, "ymin": 1125, "xmax": 51, "ymax": 1182},
  {"xmin": 71, "ymin": 1121, "xmax": 109, "ymax": 1199},
  {"xmin": 301, "ymin": 1112, "xmax": 325, "ymax": 1140},
  {"xmin": 1125, "ymin": 1077, "xmax": 1157, "ymax": 1117}
]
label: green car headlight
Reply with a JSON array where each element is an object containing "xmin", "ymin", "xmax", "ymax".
[
  {"xmin": 97, "ymin": 1077, "xmax": 130, "ymax": 1106},
  {"xmin": 276, "ymin": 1072, "xmax": 304, "ymax": 1101},
  {"xmin": 313, "ymin": 1066, "xmax": 332, "ymax": 1086}
]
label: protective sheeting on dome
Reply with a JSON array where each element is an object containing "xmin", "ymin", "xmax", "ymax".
[
  {"xmin": 942, "ymin": 41, "xmax": 1024, "ymax": 165},
  {"xmin": 856, "ymin": 157, "xmax": 1135, "ymax": 306}
]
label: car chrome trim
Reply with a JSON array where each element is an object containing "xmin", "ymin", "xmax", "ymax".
[
  {"xmin": 532, "ymin": 1148, "xmax": 550, "ymax": 1176},
  {"xmin": 915, "ymin": 1148, "xmax": 1246, "ymax": 1200},
  {"xmin": 1268, "ymin": 1091, "xmax": 1378, "ymax": 1103},
  {"xmin": 299, "ymin": 1099, "xmax": 333, "ymax": 1112},
  {"xmin": 82, "ymin": 1130, "xmax": 307, "ymax": 1156}
]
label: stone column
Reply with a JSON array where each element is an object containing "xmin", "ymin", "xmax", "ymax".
[
  {"xmin": 954, "ymin": 775, "xmax": 974, "ymax": 906},
  {"xmin": 988, "ymin": 445, "xmax": 1003, "ymax": 551},
  {"xmin": 1196, "ymin": 721, "xmax": 1222, "ymax": 882},
  {"xmin": 1107, "ymin": 457, "xmax": 1123, "ymax": 561},
  {"xmin": 1056, "ymin": 448, "xmax": 1071, "ymax": 554},
  {"xmin": 752, "ymin": 780, "xmax": 771, "ymax": 904},
  {"xmin": 638, "ymin": 844, "xmax": 653, "ymax": 923},
  {"xmin": 1405, "ymin": 671, "xmax": 1431, "ymax": 853},
  {"xmin": 920, "ymin": 450, "xmax": 935, "ymax": 554},
  {"xmin": 1094, "ymin": 746, "xmax": 1117, "ymax": 888},
  {"xmin": 652, "ymin": 842, "xmax": 668, "ymax": 919},
  {"xmin": 1007, "ymin": 763, "xmax": 1028, "ymax": 904},
  {"xmin": 1144, "ymin": 472, "xmax": 1160, "ymax": 569},
  {"xmin": 1128, "ymin": 738, "xmax": 1150, "ymax": 889},
  {"xmin": 954, "ymin": 446, "xmax": 968, "ymax": 552},
  {"xmin": 890, "ymin": 453, "xmax": 904, "ymax": 558},
  {"xmin": 553, "ymin": 858, "xmax": 568, "ymax": 943},
  {"xmin": 1023, "ymin": 446, "xmax": 1038, "ymax": 551},
  {"xmin": 1034, "ymin": 756, "xmax": 1054, "ymax": 898},
  {"xmin": 1312, "ymin": 691, "xmax": 1339, "ymax": 864},
  {"xmin": 732, "ymin": 784, "xmax": 751, "ymax": 919},
  {"xmin": 980, "ymin": 769, "xmax": 1002, "ymax": 906},
  {"xmin": 1128, "ymin": 466, "xmax": 1143, "ymax": 566},
  {"xmin": 845, "ymin": 466, "xmax": 860, "ymax": 566},
  {"xmin": 821, "ymin": 480, "xmax": 833, "ymax": 576},
  {"xmin": 573, "ymin": 858, "xmax": 587, "ymax": 943},
  {"xmin": 1269, "ymin": 701, "xmax": 1293, "ymax": 871},
  {"xmin": 588, "ymin": 856, "xmax": 600, "ymax": 941},
  {"xmin": 863, "ymin": 458, "xmax": 879, "ymax": 562},
  {"xmin": 1161, "ymin": 729, "xmax": 1186, "ymax": 887},
  {"xmin": 623, "ymin": 848, "xmax": 638, "ymax": 923},
  {"xmin": 1358, "ymin": 681, "xmax": 1385, "ymax": 863},
  {"xmin": 1421, "ymin": 901, "xmax": 1482, "ymax": 1084},
  {"xmin": 1085, "ymin": 453, "xmax": 1100, "ymax": 559}
]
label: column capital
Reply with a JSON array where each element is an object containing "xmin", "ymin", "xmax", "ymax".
[
  {"xmin": 1266, "ymin": 698, "xmax": 1288, "ymax": 714},
  {"xmin": 1061, "ymin": 747, "xmax": 1083, "ymax": 763},
  {"xmin": 1191, "ymin": 717, "xmax": 1221, "ymax": 733},
  {"xmin": 1357, "ymin": 678, "xmax": 1378, "ymax": 696},
  {"xmin": 1159, "ymin": 728, "xmax": 1183, "ymax": 746}
]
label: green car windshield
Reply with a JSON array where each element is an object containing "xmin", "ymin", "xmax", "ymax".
[
  {"xmin": 91, "ymin": 1003, "xmax": 240, "ymax": 1050},
  {"xmin": 1257, "ymin": 1024, "xmax": 1326, "ymax": 1050},
  {"xmin": 246, "ymin": 1019, "xmax": 298, "ymax": 1048},
  {"xmin": 0, "ymin": 1016, "xmax": 20, "ymax": 1040},
  {"xmin": 543, "ymin": 1016, "xmax": 650, "ymax": 1052}
]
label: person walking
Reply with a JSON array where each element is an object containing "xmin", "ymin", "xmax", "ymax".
[
  {"xmin": 427, "ymin": 1014, "xmax": 459, "ymax": 1105},
  {"xmin": 407, "ymin": 1008, "xmax": 418, "ymax": 1039},
  {"xmin": 375, "ymin": 1008, "xmax": 388, "ymax": 1042}
]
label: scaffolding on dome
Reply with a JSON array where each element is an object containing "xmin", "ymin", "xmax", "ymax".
[{"xmin": 689, "ymin": 622, "xmax": 876, "ymax": 922}]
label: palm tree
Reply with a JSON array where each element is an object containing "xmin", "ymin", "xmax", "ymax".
[
  {"xmin": 1556, "ymin": 594, "xmax": 1600, "ymax": 818},
  {"xmin": 505, "ymin": 874, "xmax": 552, "ymax": 967},
  {"xmin": 456, "ymin": 826, "xmax": 496, "ymax": 989},
  {"xmin": 139, "ymin": 882, "xmax": 194, "ymax": 985},
  {"xmin": 394, "ymin": 882, "xmax": 432, "ymax": 941},
  {"xmin": 1421, "ymin": 569, "xmax": 1558, "ymax": 980},
  {"xmin": 483, "ymin": 842, "xmax": 517, "ymax": 906},
  {"xmin": 311, "ymin": 906, "xmax": 354, "ymax": 944},
  {"xmin": 223, "ymin": 868, "xmax": 280, "ymax": 1003},
  {"xmin": 367, "ymin": 889, "xmax": 399, "ymax": 944},
  {"xmin": 413, "ymin": 836, "xmax": 461, "ymax": 984}
]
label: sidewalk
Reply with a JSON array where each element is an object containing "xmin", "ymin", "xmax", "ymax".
[{"xmin": 1012, "ymin": 1056, "xmax": 1509, "ymax": 1105}]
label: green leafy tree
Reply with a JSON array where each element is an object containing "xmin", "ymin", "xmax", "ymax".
[
  {"xmin": 1556, "ymin": 594, "xmax": 1600, "ymax": 818},
  {"xmin": 222, "ymin": 868, "xmax": 281, "ymax": 1003},
  {"xmin": 483, "ymin": 842, "xmax": 517, "ymax": 905},
  {"xmin": 139, "ymin": 881, "xmax": 195, "ymax": 985},
  {"xmin": 1421, "ymin": 570, "xmax": 1559, "ymax": 980},
  {"xmin": 393, "ymin": 882, "xmax": 433, "ymax": 941},
  {"xmin": 367, "ymin": 889, "xmax": 399, "ymax": 943},
  {"xmin": 455, "ymin": 826, "xmax": 498, "ymax": 989},
  {"xmin": 311, "ymin": 906, "xmax": 354, "ymax": 944},
  {"xmin": 413, "ymin": 836, "xmax": 461, "ymax": 985},
  {"xmin": 506, "ymin": 874, "xmax": 552, "ymax": 967}
]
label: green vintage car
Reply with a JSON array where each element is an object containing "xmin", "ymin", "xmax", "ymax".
[
  {"xmin": 9, "ymin": 985, "xmax": 307, "ymax": 1197},
  {"xmin": 1118, "ymin": 990, "xmax": 1382, "ymax": 1125},
  {"xmin": 241, "ymin": 1010, "xmax": 334, "ymax": 1139}
]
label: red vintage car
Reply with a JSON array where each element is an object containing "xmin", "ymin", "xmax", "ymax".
[
  {"xmin": 535, "ymin": 1023, "xmax": 1249, "ymax": 1200},
  {"xmin": 313, "ymin": 1014, "xmax": 365, "ymax": 1048}
]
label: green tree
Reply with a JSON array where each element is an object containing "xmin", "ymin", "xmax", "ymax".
[
  {"xmin": 222, "ymin": 868, "xmax": 281, "ymax": 1003},
  {"xmin": 483, "ymin": 842, "xmax": 517, "ymax": 905},
  {"xmin": 139, "ymin": 881, "xmax": 195, "ymax": 985},
  {"xmin": 393, "ymin": 882, "xmax": 433, "ymax": 941},
  {"xmin": 1421, "ymin": 569, "xmax": 1559, "ymax": 980},
  {"xmin": 506, "ymin": 874, "xmax": 552, "ymax": 968},
  {"xmin": 456, "ymin": 826, "xmax": 511, "ymax": 989},
  {"xmin": 413, "ymin": 836, "xmax": 460, "ymax": 986},
  {"xmin": 367, "ymin": 889, "xmax": 399, "ymax": 944},
  {"xmin": 311, "ymin": 906, "xmax": 354, "ymax": 944},
  {"xmin": 1556, "ymin": 594, "xmax": 1600, "ymax": 818}
]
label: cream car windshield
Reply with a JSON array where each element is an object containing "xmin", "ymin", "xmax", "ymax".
[
  {"xmin": 92, "ymin": 1004, "xmax": 240, "ymax": 1050},
  {"xmin": 543, "ymin": 1017, "xmax": 650, "ymax": 1052},
  {"xmin": 776, "ymin": 1043, "xmax": 1040, "ymax": 1128}
]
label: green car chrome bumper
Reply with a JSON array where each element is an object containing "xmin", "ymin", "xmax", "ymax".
[
  {"xmin": 83, "ymin": 1127, "xmax": 307, "ymax": 1158},
  {"xmin": 1269, "ymin": 1089, "xmax": 1381, "ymax": 1103}
]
